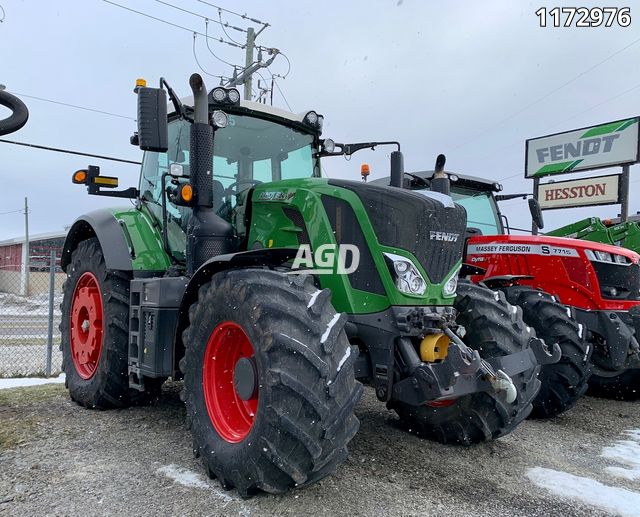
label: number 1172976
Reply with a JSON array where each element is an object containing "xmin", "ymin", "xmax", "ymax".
[{"xmin": 535, "ymin": 7, "xmax": 631, "ymax": 27}]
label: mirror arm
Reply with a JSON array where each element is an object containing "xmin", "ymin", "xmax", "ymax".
[
  {"xmin": 495, "ymin": 193, "xmax": 531, "ymax": 201},
  {"xmin": 319, "ymin": 140, "xmax": 401, "ymax": 158}
]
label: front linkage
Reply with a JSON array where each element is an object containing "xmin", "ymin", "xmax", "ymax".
[{"xmin": 390, "ymin": 306, "xmax": 559, "ymax": 406}]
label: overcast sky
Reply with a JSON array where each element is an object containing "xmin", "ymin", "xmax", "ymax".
[{"xmin": 0, "ymin": 0, "xmax": 638, "ymax": 240}]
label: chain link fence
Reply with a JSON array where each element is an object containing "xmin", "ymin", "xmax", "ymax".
[{"xmin": 0, "ymin": 250, "xmax": 64, "ymax": 377}]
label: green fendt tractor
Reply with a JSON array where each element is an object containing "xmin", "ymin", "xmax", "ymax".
[
  {"xmin": 60, "ymin": 74, "xmax": 556, "ymax": 496},
  {"xmin": 549, "ymin": 216, "xmax": 640, "ymax": 254}
]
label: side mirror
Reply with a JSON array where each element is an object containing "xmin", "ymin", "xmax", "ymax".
[
  {"xmin": 528, "ymin": 198, "xmax": 544, "ymax": 230},
  {"xmin": 390, "ymin": 150, "xmax": 404, "ymax": 188},
  {"xmin": 136, "ymin": 87, "xmax": 168, "ymax": 152}
]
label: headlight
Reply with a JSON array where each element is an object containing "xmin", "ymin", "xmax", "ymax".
[
  {"xmin": 442, "ymin": 265, "xmax": 461, "ymax": 297},
  {"xmin": 211, "ymin": 87, "xmax": 227, "ymax": 103},
  {"xmin": 585, "ymin": 249, "xmax": 630, "ymax": 264},
  {"xmin": 212, "ymin": 110, "xmax": 228, "ymax": 128},
  {"xmin": 227, "ymin": 88, "xmax": 240, "ymax": 103},
  {"xmin": 322, "ymin": 138, "xmax": 336, "ymax": 153},
  {"xmin": 383, "ymin": 252, "xmax": 426, "ymax": 296},
  {"xmin": 305, "ymin": 111, "xmax": 319, "ymax": 125}
]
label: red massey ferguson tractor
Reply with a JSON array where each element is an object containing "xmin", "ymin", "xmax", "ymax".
[{"xmin": 372, "ymin": 162, "xmax": 640, "ymax": 416}]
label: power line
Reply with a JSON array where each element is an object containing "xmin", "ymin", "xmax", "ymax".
[
  {"xmin": 196, "ymin": 0, "xmax": 268, "ymax": 26},
  {"xmin": 454, "ymin": 35, "xmax": 640, "ymax": 152},
  {"xmin": 153, "ymin": 0, "xmax": 247, "ymax": 34},
  {"xmin": 102, "ymin": 0, "xmax": 243, "ymax": 49},
  {"xmin": 205, "ymin": 18, "xmax": 237, "ymax": 67},
  {"xmin": 0, "ymin": 208, "xmax": 23, "ymax": 216},
  {"xmin": 192, "ymin": 34, "xmax": 229, "ymax": 81},
  {"xmin": 266, "ymin": 68, "xmax": 291, "ymax": 110},
  {"xmin": 0, "ymin": 139, "xmax": 141, "ymax": 165},
  {"xmin": 12, "ymin": 92, "xmax": 135, "ymax": 121},
  {"xmin": 218, "ymin": 9, "xmax": 243, "ymax": 46},
  {"xmin": 496, "ymin": 82, "xmax": 640, "ymax": 182}
]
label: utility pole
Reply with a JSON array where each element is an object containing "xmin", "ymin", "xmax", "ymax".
[
  {"xmin": 620, "ymin": 164, "xmax": 630, "ymax": 222},
  {"xmin": 21, "ymin": 196, "xmax": 29, "ymax": 296},
  {"xmin": 243, "ymin": 27, "xmax": 255, "ymax": 101}
]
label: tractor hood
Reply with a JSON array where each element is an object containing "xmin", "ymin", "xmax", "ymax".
[
  {"xmin": 468, "ymin": 234, "xmax": 640, "ymax": 264},
  {"xmin": 328, "ymin": 180, "xmax": 467, "ymax": 284}
]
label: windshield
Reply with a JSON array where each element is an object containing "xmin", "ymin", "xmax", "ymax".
[
  {"xmin": 450, "ymin": 186, "xmax": 501, "ymax": 235},
  {"xmin": 214, "ymin": 113, "xmax": 319, "ymax": 185}
]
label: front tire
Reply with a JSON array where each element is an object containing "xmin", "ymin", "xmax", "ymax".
[
  {"xmin": 60, "ymin": 238, "xmax": 161, "ymax": 408},
  {"xmin": 588, "ymin": 369, "xmax": 640, "ymax": 400},
  {"xmin": 501, "ymin": 286, "xmax": 591, "ymax": 418},
  {"xmin": 392, "ymin": 280, "xmax": 541, "ymax": 444},
  {"xmin": 181, "ymin": 269, "xmax": 362, "ymax": 497}
]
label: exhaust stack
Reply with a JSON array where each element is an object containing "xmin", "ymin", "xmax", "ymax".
[
  {"xmin": 431, "ymin": 154, "xmax": 450, "ymax": 195},
  {"xmin": 186, "ymin": 73, "xmax": 236, "ymax": 274}
]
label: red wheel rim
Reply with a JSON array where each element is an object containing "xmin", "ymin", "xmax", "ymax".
[
  {"xmin": 203, "ymin": 321, "xmax": 259, "ymax": 443},
  {"xmin": 69, "ymin": 272, "xmax": 104, "ymax": 380},
  {"xmin": 426, "ymin": 399, "xmax": 456, "ymax": 408}
]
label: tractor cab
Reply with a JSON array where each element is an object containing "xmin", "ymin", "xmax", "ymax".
[{"xmin": 137, "ymin": 91, "xmax": 325, "ymax": 263}]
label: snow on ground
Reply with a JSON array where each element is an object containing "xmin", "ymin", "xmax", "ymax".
[
  {"xmin": 156, "ymin": 464, "xmax": 212, "ymax": 490},
  {"xmin": 603, "ymin": 430, "xmax": 640, "ymax": 481},
  {"xmin": 527, "ymin": 467, "xmax": 640, "ymax": 517},
  {"xmin": 0, "ymin": 292, "xmax": 62, "ymax": 316},
  {"xmin": 0, "ymin": 373, "xmax": 65, "ymax": 389},
  {"xmin": 527, "ymin": 428, "xmax": 640, "ymax": 516},
  {"xmin": 156, "ymin": 464, "xmax": 251, "ymax": 515}
]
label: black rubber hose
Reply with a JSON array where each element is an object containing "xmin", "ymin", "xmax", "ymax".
[{"xmin": 0, "ymin": 90, "xmax": 29, "ymax": 136}]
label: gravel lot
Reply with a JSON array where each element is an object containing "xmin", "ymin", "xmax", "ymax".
[{"xmin": 1, "ymin": 382, "xmax": 639, "ymax": 516}]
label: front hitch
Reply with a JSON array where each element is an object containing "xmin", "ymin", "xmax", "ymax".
[{"xmin": 391, "ymin": 332, "xmax": 560, "ymax": 406}]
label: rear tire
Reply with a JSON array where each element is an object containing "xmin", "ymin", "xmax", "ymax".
[
  {"xmin": 588, "ymin": 369, "xmax": 640, "ymax": 400},
  {"xmin": 392, "ymin": 280, "xmax": 540, "ymax": 444},
  {"xmin": 501, "ymin": 286, "xmax": 591, "ymax": 418},
  {"xmin": 60, "ymin": 238, "xmax": 163, "ymax": 409},
  {"xmin": 181, "ymin": 269, "xmax": 362, "ymax": 497}
]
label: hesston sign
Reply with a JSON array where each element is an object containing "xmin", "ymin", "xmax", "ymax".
[
  {"xmin": 537, "ymin": 174, "xmax": 620, "ymax": 210},
  {"xmin": 525, "ymin": 117, "xmax": 639, "ymax": 178}
]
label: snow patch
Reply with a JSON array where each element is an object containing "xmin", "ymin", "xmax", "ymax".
[
  {"xmin": 321, "ymin": 313, "xmax": 341, "ymax": 344},
  {"xmin": 307, "ymin": 290, "xmax": 322, "ymax": 309},
  {"xmin": 337, "ymin": 347, "xmax": 351, "ymax": 372},
  {"xmin": 527, "ymin": 467, "xmax": 640, "ymax": 517},
  {"xmin": 157, "ymin": 464, "xmax": 211, "ymax": 490},
  {"xmin": 157, "ymin": 464, "xmax": 240, "ymax": 506},
  {"xmin": 602, "ymin": 429, "xmax": 640, "ymax": 481},
  {"xmin": 0, "ymin": 373, "xmax": 65, "ymax": 390}
]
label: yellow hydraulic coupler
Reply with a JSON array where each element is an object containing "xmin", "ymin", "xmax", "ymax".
[{"xmin": 419, "ymin": 332, "xmax": 451, "ymax": 362}]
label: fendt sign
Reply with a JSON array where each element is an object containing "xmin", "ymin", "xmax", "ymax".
[
  {"xmin": 525, "ymin": 117, "xmax": 639, "ymax": 178},
  {"xmin": 537, "ymin": 174, "xmax": 620, "ymax": 210}
]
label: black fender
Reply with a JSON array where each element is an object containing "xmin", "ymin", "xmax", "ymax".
[
  {"xmin": 0, "ymin": 89, "xmax": 29, "ymax": 136},
  {"xmin": 61, "ymin": 209, "xmax": 134, "ymax": 272},
  {"xmin": 172, "ymin": 247, "xmax": 298, "ymax": 374}
]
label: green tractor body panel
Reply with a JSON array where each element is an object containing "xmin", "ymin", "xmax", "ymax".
[
  {"xmin": 107, "ymin": 206, "xmax": 172, "ymax": 271},
  {"xmin": 248, "ymin": 178, "xmax": 459, "ymax": 314},
  {"xmin": 547, "ymin": 217, "xmax": 614, "ymax": 245},
  {"xmin": 549, "ymin": 217, "xmax": 640, "ymax": 254}
]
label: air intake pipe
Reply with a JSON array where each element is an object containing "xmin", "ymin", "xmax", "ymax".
[{"xmin": 186, "ymin": 73, "xmax": 235, "ymax": 274}]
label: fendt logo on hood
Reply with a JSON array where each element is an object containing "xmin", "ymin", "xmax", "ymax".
[{"xmin": 430, "ymin": 231, "xmax": 459, "ymax": 242}]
